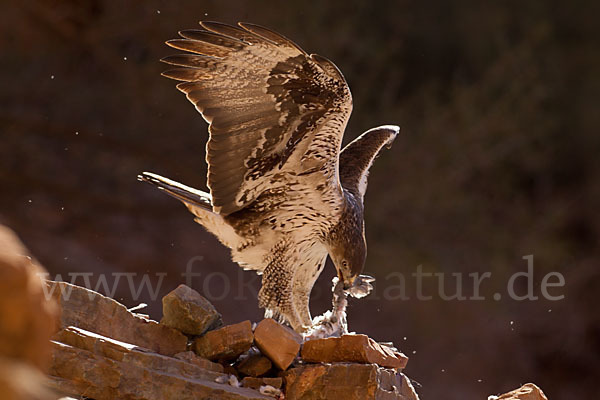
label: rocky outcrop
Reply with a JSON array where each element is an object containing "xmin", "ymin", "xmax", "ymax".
[
  {"xmin": 48, "ymin": 326, "xmax": 269, "ymax": 400},
  {"xmin": 161, "ymin": 284, "xmax": 222, "ymax": 335},
  {"xmin": 47, "ymin": 287, "xmax": 274, "ymax": 399},
  {"xmin": 39, "ymin": 277, "xmax": 554, "ymax": 400},
  {"xmin": 47, "ymin": 280, "xmax": 187, "ymax": 357},
  {"xmin": 0, "ymin": 224, "xmax": 553, "ymax": 400},
  {"xmin": 45, "ymin": 281, "xmax": 419, "ymax": 399},
  {"xmin": 490, "ymin": 383, "xmax": 549, "ymax": 400}
]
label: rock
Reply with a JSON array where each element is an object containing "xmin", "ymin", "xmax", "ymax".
[
  {"xmin": 0, "ymin": 225, "xmax": 57, "ymax": 370},
  {"xmin": 49, "ymin": 326, "xmax": 269, "ymax": 400},
  {"xmin": 0, "ymin": 357, "xmax": 55, "ymax": 400},
  {"xmin": 237, "ymin": 354, "xmax": 272, "ymax": 377},
  {"xmin": 0, "ymin": 225, "xmax": 58, "ymax": 400},
  {"xmin": 174, "ymin": 351, "xmax": 224, "ymax": 373},
  {"xmin": 301, "ymin": 334, "xmax": 408, "ymax": 369},
  {"xmin": 491, "ymin": 383, "xmax": 548, "ymax": 400},
  {"xmin": 193, "ymin": 320, "xmax": 254, "ymax": 361},
  {"xmin": 254, "ymin": 318, "xmax": 302, "ymax": 370},
  {"xmin": 283, "ymin": 363, "xmax": 419, "ymax": 400},
  {"xmin": 52, "ymin": 326, "xmax": 224, "ymax": 382},
  {"xmin": 47, "ymin": 280, "xmax": 187, "ymax": 356},
  {"xmin": 224, "ymin": 364, "xmax": 241, "ymax": 378},
  {"xmin": 161, "ymin": 284, "xmax": 222, "ymax": 336},
  {"xmin": 242, "ymin": 377, "xmax": 283, "ymax": 390}
]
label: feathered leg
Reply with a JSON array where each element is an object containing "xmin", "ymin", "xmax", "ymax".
[{"xmin": 258, "ymin": 241, "xmax": 306, "ymax": 331}]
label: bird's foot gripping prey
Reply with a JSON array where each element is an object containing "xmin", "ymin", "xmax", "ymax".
[
  {"xmin": 305, "ymin": 274, "xmax": 375, "ymax": 340},
  {"xmin": 138, "ymin": 21, "xmax": 399, "ymax": 334}
]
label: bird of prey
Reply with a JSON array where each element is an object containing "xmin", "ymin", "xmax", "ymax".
[{"xmin": 139, "ymin": 21, "xmax": 399, "ymax": 333}]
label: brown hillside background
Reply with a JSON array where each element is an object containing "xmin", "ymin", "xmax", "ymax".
[{"xmin": 1, "ymin": 1, "xmax": 598, "ymax": 399}]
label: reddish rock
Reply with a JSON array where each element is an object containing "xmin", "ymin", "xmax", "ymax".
[
  {"xmin": 283, "ymin": 363, "xmax": 418, "ymax": 400},
  {"xmin": 223, "ymin": 364, "xmax": 241, "ymax": 378},
  {"xmin": 237, "ymin": 354, "xmax": 272, "ymax": 377},
  {"xmin": 0, "ymin": 225, "xmax": 58, "ymax": 400},
  {"xmin": 301, "ymin": 334, "xmax": 408, "ymax": 369},
  {"xmin": 241, "ymin": 377, "xmax": 283, "ymax": 390},
  {"xmin": 161, "ymin": 284, "xmax": 222, "ymax": 336},
  {"xmin": 174, "ymin": 351, "xmax": 224, "ymax": 373},
  {"xmin": 192, "ymin": 320, "xmax": 253, "ymax": 361},
  {"xmin": 49, "ymin": 326, "xmax": 269, "ymax": 400},
  {"xmin": 0, "ymin": 357, "xmax": 55, "ymax": 400},
  {"xmin": 48, "ymin": 280, "xmax": 187, "ymax": 356},
  {"xmin": 492, "ymin": 383, "xmax": 548, "ymax": 400},
  {"xmin": 253, "ymin": 318, "xmax": 302, "ymax": 370},
  {"xmin": 0, "ymin": 225, "xmax": 57, "ymax": 371}
]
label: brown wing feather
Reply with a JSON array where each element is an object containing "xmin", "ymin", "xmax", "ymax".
[
  {"xmin": 339, "ymin": 125, "xmax": 400, "ymax": 200},
  {"xmin": 162, "ymin": 22, "xmax": 352, "ymax": 215}
]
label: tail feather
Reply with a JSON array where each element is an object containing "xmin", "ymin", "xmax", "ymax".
[{"xmin": 138, "ymin": 172, "xmax": 212, "ymax": 210}]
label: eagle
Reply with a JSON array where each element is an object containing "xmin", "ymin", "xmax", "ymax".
[{"xmin": 139, "ymin": 21, "xmax": 399, "ymax": 333}]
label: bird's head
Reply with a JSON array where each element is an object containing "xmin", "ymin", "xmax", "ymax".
[
  {"xmin": 329, "ymin": 236, "xmax": 366, "ymax": 290},
  {"xmin": 325, "ymin": 193, "xmax": 367, "ymax": 291}
]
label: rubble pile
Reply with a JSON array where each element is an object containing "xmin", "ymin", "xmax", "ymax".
[{"xmin": 47, "ymin": 282, "xmax": 417, "ymax": 400}]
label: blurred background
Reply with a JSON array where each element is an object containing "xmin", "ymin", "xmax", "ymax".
[{"xmin": 1, "ymin": 0, "xmax": 598, "ymax": 398}]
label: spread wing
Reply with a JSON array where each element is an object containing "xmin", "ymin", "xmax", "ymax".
[
  {"xmin": 339, "ymin": 125, "xmax": 400, "ymax": 200},
  {"xmin": 162, "ymin": 21, "xmax": 353, "ymax": 215}
]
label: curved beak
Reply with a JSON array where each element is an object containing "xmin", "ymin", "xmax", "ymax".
[{"xmin": 336, "ymin": 268, "xmax": 357, "ymax": 290}]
